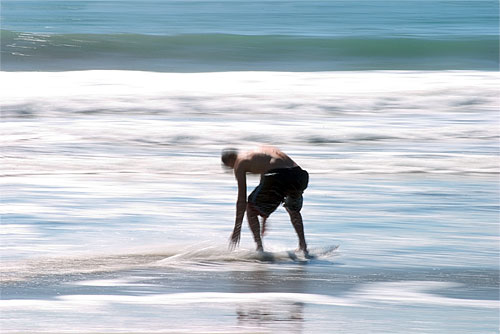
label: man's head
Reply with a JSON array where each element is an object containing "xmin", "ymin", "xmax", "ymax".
[{"xmin": 221, "ymin": 148, "xmax": 239, "ymax": 168}]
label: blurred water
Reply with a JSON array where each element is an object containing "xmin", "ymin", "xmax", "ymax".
[
  {"xmin": 1, "ymin": 0, "xmax": 499, "ymax": 332},
  {"xmin": 1, "ymin": 70, "xmax": 499, "ymax": 333}
]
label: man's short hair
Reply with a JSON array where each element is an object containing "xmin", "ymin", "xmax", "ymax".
[{"xmin": 221, "ymin": 148, "xmax": 238, "ymax": 166}]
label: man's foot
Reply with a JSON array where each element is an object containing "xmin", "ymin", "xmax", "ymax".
[
  {"xmin": 297, "ymin": 248, "xmax": 312, "ymax": 259},
  {"xmin": 303, "ymin": 249, "xmax": 314, "ymax": 259}
]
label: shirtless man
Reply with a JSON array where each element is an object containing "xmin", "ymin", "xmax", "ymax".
[{"xmin": 221, "ymin": 146, "xmax": 309, "ymax": 256}]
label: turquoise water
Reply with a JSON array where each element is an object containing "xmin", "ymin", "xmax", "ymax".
[
  {"xmin": 1, "ymin": 1, "xmax": 499, "ymax": 333},
  {"xmin": 1, "ymin": 0, "xmax": 499, "ymax": 71},
  {"xmin": 3, "ymin": 0, "xmax": 497, "ymax": 36}
]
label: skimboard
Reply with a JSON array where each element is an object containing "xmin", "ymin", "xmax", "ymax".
[{"xmin": 256, "ymin": 245, "xmax": 339, "ymax": 263}]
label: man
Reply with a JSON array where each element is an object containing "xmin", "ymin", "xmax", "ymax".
[{"xmin": 221, "ymin": 146, "xmax": 309, "ymax": 256}]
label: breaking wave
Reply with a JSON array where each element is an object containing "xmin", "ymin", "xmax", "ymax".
[{"xmin": 2, "ymin": 30, "xmax": 498, "ymax": 71}]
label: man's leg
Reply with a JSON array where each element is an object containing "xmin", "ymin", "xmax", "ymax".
[
  {"xmin": 261, "ymin": 216, "xmax": 268, "ymax": 237},
  {"xmin": 247, "ymin": 203, "xmax": 263, "ymax": 251},
  {"xmin": 286, "ymin": 208, "xmax": 308, "ymax": 255}
]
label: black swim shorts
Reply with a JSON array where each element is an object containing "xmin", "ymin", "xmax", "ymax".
[{"xmin": 248, "ymin": 166, "xmax": 309, "ymax": 217}]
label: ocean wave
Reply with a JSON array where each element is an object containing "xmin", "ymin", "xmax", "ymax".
[
  {"xmin": 1, "ymin": 30, "xmax": 498, "ymax": 71},
  {"xmin": 1, "ymin": 70, "xmax": 498, "ymax": 176},
  {"xmin": 2, "ymin": 70, "xmax": 498, "ymax": 116}
]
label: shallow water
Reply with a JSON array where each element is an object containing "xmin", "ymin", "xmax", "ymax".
[{"xmin": 1, "ymin": 73, "xmax": 499, "ymax": 333}]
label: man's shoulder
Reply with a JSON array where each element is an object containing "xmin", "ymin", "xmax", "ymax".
[
  {"xmin": 235, "ymin": 153, "xmax": 270, "ymax": 175},
  {"xmin": 234, "ymin": 157, "xmax": 251, "ymax": 174}
]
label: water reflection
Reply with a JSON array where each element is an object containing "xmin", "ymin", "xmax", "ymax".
[{"xmin": 237, "ymin": 302, "xmax": 304, "ymax": 333}]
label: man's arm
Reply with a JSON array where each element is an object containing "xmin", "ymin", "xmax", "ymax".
[{"xmin": 229, "ymin": 166, "xmax": 247, "ymax": 249}]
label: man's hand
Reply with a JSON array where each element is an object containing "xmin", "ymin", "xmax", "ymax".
[
  {"xmin": 229, "ymin": 229, "xmax": 241, "ymax": 250},
  {"xmin": 229, "ymin": 198, "xmax": 246, "ymax": 251}
]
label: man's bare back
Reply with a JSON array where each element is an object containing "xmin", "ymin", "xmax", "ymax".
[
  {"xmin": 234, "ymin": 146, "xmax": 298, "ymax": 175},
  {"xmin": 221, "ymin": 146, "xmax": 309, "ymax": 255}
]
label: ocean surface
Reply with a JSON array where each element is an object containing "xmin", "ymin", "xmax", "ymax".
[
  {"xmin": 1, "ymin": 0, "xmax": 499, "ymax": 71},
  {"xmin": 1, "ymin": 1, "xmax": 499, "ymax": 333}
]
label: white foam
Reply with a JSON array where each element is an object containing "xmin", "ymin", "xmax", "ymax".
[
  {"xmin": 2, "ymin": 70, "xmax": 498, "ymax": 176},
  {"xmin": 1, "ymin": 70, "xmax": 498, "ymax": 117},
  {"xmin": 1, "ymin": 282, "xmax": 496, "ymax": 312},
  {"xmin": 351, "ymin": 281, "xmax": 499, "ymax": 309}
]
